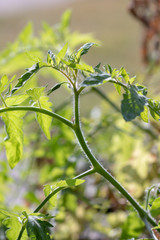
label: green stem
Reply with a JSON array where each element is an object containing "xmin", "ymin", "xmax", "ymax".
[
  {"xmin": 34, "ymin": 168, "xmax": 95, "ymax": 213},
  {"xmin": 73, "ymin": 90, "xmax": 157, "ymax": 229},
  {"xmin": 17, "ymin": 225, "xmax": 26, "ymax": 240},
  {"xmin": 0, "ymin": 106, "xmax": 74, "ymax": 129}
]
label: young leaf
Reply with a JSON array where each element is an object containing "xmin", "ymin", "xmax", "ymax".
[
  {"xmin": 57, "ymin": 43, "xmax": 68, "ymax": 64},
  {"xmin": 0, "ymin": 75, "xmax": 9, "ymax": 95},
  {"xmin": 3, "ymin": 216, "xmax": 28, "ymax": 240},
  {"xmin": 47, "ymin": 82, "xmax": 66, "ymax": 96},
  {"xmin": 47, "ymin": 50, "xmax": 56, "ymax": 65},
  {"xmin": 11, "ymin": 62, "xmax": 47, "ymax": 94},
  {"xmin": 81, "ymin": 73, "xmax": 111, "ymax": 87},
  {"xmin": 2, "ymin": 111, "xmax": 25, "ymax": 168},
  {"xmin": 121, "ymin": 85, "xmax": 147, "ymax": 121},
  {"xmin": 26, "ymin": 215, "xmax": 53, "ymax": 240},
  {"xmin": 76, "ymin": 42, "xmax": 96, "ymax": 62},
  {"xmin": 120, "ymin": 67, "xmax": 130, "ymax": 83}
]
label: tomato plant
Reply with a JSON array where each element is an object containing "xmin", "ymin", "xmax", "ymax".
[{"xmin": 0, "ymin": 10, "xmax": 160, "ymax": 240}]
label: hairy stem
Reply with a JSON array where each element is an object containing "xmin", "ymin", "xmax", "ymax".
[{"xmin": 73, "ymin": 89, "xmax": 157, "ymax": 229}]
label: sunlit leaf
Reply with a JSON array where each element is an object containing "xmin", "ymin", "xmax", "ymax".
[
  {"xmin": 3, "ymin": 216, "xmax": 28, "ymax": 240},
  {"xmin": 2, "ymin": 111, "xmax": 25, "ymax": 168},
  {"xmin": 11, "ymin": 62, "xmax": 47, "ymax": 94},
  {"xmin": 5, "ymin": 94, "xmax": 29, "ymax": 106},
  {"xmin": 140, "ymin": 106, "xmax": 149, "ymax": 123},
  {"xmin": 76, "ymin": 42, "xmax": 95, "ymax": 62},
  {"xmin": 57, "ymin": 43, "xmax": 68, "ymax": 64},
  {"xmin": 27, "ymin": 87, "xmax": 52, "ymax": 139},
  {"xmin": 0, "ymin": 75, "xmax": 9, "ymax": 95}
]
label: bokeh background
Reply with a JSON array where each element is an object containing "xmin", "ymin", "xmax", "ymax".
[{"xmin": 0, "ymin": 0, "xmax": 141, "ymax": 74}]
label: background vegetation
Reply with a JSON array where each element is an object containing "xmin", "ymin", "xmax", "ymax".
[{"xmin": 0, "ymin": 1, "xmax": 160, "ymax": 240}]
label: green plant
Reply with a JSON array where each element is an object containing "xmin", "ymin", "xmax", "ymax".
[
  {"xmin": 1, "ymin": 11, "xmax": 160, "ymax": 240},
  {"xmin": 0, "ymin": 39, "xmax": 160, "ymax": 240}
]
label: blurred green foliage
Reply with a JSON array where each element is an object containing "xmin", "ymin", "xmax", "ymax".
[{"xmin": 0, "ymin": 10, "xmax": 160, "ymax": 240}]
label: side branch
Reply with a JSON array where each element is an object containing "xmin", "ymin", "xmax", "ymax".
[{"xmin": 0, "ymin": 106, "xmax": 74, "ymax": 129}]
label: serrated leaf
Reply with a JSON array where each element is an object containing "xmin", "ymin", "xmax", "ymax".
[
  {"xmin": 2, "ymin": 111, "xmax": 25, "ymax": 168},
  {"xmin": 27, "ymin": 87, "xmax": 45, "ymax": 101},
  {"xmin": 36, "ymin": 97, "xmax": 52, "ymax": 139},
  {"xmin": 11, "ymin": 62, "xmax": 47, "ymax": 94},
  {"xmin": 121, "ymin": 85, "xmax": 147, "ymax": 121},
  {"xmin": 81, "ymin": 73, "xmax": 111, "ymax": 87},
  {"xmin": 26, "ymin": 215, "xmax": 53, "ymax": 240},
  {"xmin": 3, "ymin": 216, "xmax": 28, "ymax": 240},
  {"xmin": 5, "ymin": 94, "xmax": 29, "ymax": 106},
  {"xmin": 140, "ymin": 106, "xmax": 149, "ymax": 123}
]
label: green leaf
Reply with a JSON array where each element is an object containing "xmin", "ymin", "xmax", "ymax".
[
  {"xmin": 120, "ymin": 67, "xmax": 130, "ymax": 83},
  {"xmin": 2, "ymin": 111, "xmax": 25, "ymax": 168},
  {"xmin": 76, "ymin": 42, "xmax": 95, "ymax": 62},
  {"xmin": 56, "ymin": 178, "xmax": 85, "ymax": 188},
  {"xmin": 5, "ymin": 94, "xmax": 29, "ymax": 106},
  {"xmin": 0, "ymin": 75, "xmax": 9, "ymax": 95},
  {"xmin": 27, "ymin": 87, "xmax": 52, "ymax": 139},
  {"xmin": 11, "ymin": 62, "xmax": 47, "ymax": 94},
  {"xmin": 63, "ymin": 61, "xmax": 94, "ymax": 73},
  {"xmin": 26, "ymin": 215, "xmax": 53, "ymax": 240},
  {"xmin": 81, "ymin": 73, "xmax": 111, "ymax": 87},
  {"xmin": 47, "ymin": 82, "xmax": 66, "ymax": 96},
  {"xmin": 44, "ymin": 179, "xmax": 85, "ymax": 206},
  {"xmin": 57, "ymin": 43, "xmax": 68, "ymax": 64},
  {"xmin": 121, "ymin": 85, "xmax": 147, "ymax": 121},
  {"xmin": 18, "ymin": 22, "xmax": 33, "ymax": 45},
  {"xmin": 35, "ymin": 96, "xmax": 52, "ymax": 139},
  {"xmin": 0, "ymin": 209, "xmax": 18, "ymax": 217},
  {"xmin": 148, "ymin": 99, "xmax": 160, "ymax": 121},
  {"xmin": 150, "ymin": 197, "xmax": 160, "ymax": 217},
  {"xmin": 3, "ymin": 216, "xmax": 28, "ymax": 240},
  {"xmin": 47, "ymin": 50, "xmax": 56, "ymax": 65},
  {"xmin": 140, "ymin": 106, "xmax": 149, "ymax": 123},
  {"xmin": 27, "ymin": 87, "xmax": 45, "ymax": 101},
  {"xmin": 60, "ymin": 9, "xmax": 71, "ymax": 32},
  {"xmin": 120, "ymin": 212, "xmax": 144, "ymax": 239}
]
